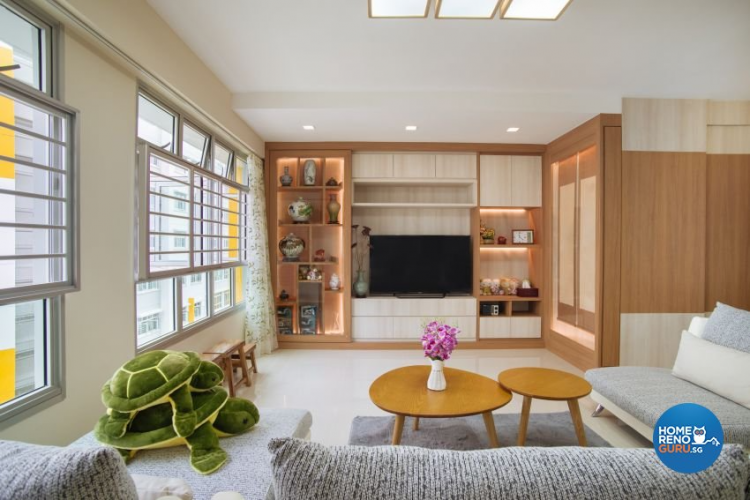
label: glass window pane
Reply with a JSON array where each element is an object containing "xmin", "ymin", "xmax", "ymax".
[
  {"xmin": 138, "ymin": 95, "xmax": 176, "ymax": 152},
  {"xmin": 0, "ymin": 5, "xmax": 44, "ymax": 92},
  {"xmin": 0, "ymin": 299, "xmax": 46, "ymax": 405},
  {"xmin": 136, "ymin": 278, "xmax": 175, "ymax": 347},
  {"xmin": 234, "ymin": 157, "xmax": 249, "ymax": 185},
  {"xmin": 149, "ymin": 252, "xmax": 189, "ymax": 274},
  {"xmin": 213, "ymin": 143, "xmax": 231, "ymax": 177},
  {"xmin": 212, "ymin": 269, "xmax": 231, "ymax": 313},
  {"xmin": 182, "ymin": 123, "xmax": 208, "ymax": 166},
  {"xmin": 234, "ymin": 266, "xmax": 244, "ymax": 304},
  {"xmin": 182, "ymin": 272, "xmax": 208, "ymax": 326}
]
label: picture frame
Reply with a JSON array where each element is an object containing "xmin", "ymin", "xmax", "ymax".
[
  {"xmin": 300, "ymin": 305, "xmax": 318, "ymax": 335},
  {"xmin": 276, "ymin": 305, "xmax": 294, "ymax": 335},
  {"xmin": 512, "ymin": 229, "xmax": 535, "ymax": 245}
]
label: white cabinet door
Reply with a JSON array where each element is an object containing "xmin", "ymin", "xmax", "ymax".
[
  {"xmin": 436, "ymin": 154, "xmax": 477, "ymax": 179},
  {"xmin": 393, "ymin": 154, "xmax": 436, "ymax": 178},
  {"xmin": 510, "ymin": 156, "xmax": 542, "ymax": 207},
  {"xmin": 353, "ymin": 153, "xmax": 393, "ymax": 178},
  {"xmin": 479, "ymin": 155, "xmax": 512, "ymax": 206},
  {"xmin": 510, "ymin": 317, "xmax": 542, "ymax": 338},
  {"xmin": 479, "ymin": 317, "xmax": 511, "ymax": 338},
  {"xmin": 352, "ymin": 317, "xmax": 394, "ymax": 339}
]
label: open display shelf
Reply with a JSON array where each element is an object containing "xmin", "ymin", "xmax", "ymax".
[{"xmin": 270, "ymin": 151, "xmax": 352, "ymax": 342}]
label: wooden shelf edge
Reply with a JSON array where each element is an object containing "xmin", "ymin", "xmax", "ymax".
[
  {"xmin": 353, "ymin": 178, "xmax": 477, "ymax": 187},
  {"xmin": 478, "ymin": 296, "xmax": 541, "ymax": 302},
  {"xmin": 352, "ymin": 203, "xmax": 477, "ymax": 209}
]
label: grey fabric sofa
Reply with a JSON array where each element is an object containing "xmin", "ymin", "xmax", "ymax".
[
  {"xmin": 73, "ymin": 408, "xmax": 312, "ymax": 500},
  {"xmin": 586, "ymin": 366, "xmax": 750, "ymax": 449},
  {"xmin": 268, "ymin": 438, "xmax": 750, "ymax": 500}
]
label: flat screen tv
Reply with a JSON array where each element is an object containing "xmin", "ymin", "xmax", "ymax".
[{"xmin": 369, "ymin": 235, "xmax": 472, "ymax": 296}]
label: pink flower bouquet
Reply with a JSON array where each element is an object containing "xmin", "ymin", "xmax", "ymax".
[{"xmin": 421, "ymin": 321, "xmax": 460, "ymax": 361}]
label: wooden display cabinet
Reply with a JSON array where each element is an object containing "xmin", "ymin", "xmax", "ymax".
[{"xmin": 269, "ymin": 151, "xmax": 351, "ymax": 343}]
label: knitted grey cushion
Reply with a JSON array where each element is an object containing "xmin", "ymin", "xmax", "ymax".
[
  {"xmin": 0, "ymin": 440, "xmax": 137, "ymax": 500},
  {"xmin": 586, "ymin": 367, "xmax": 750, "ymax": 448},
  {"xmin": 703, "ymin": 303, "xmax": 750, "ymax": 353},
  {"xmin": 268, "ymin": 438, "xmax": 750, "ymax": 500}
]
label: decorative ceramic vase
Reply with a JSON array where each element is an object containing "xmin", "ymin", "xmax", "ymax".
[
  {"xmin": 288, "ymin": 197, "xmax": 312, "ymax": 223},
  {"xmin": 427, "ymin": 359, "xmax": 447, "ymax": 391},
  {"xmin": 353, "ymin": 270, "xmax": 368, "ymax": 298},
  {"xmin": 329, "ymin": 273, "xmax": 341, "ymax": 291},
  {"xmin": 327, "ymin": 194, "xmax": 341, "ymax": 224},
  {"xmin": 303, "ymin": 159, "xmax": 317, "ymax": 186},
  {"xmin": 280, "ymin": 166, "xmax": 293, "ymax": 187},
  {"xmin": 279, "ymin": 233, "xmax": 305, "ymax": 261}
]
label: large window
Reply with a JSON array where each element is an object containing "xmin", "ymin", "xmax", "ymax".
[
  {"xmin": 1, "ymin": 2, "xmax": 72, "ymax": 427},
  {"xmin": 135, "ymin": 90, "xmax": 251, "ymax": 350}
]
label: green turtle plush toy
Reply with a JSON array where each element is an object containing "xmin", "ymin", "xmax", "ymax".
[{"xmin": 96, "ymin": 350, "xmax": 260, "ymax": 474}]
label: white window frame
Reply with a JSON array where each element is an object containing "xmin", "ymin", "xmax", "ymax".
[{"xmin": 0, "ymin": 1, "xmax": 72, "ymax": 429}]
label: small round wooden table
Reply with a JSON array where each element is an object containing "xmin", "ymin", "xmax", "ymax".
[
  {"xmin": 498, "ymin": 367, "xmax": 592, "ymax": 447},
  {"xmin": 369, "ymin": 366, "xmax": 512, "ymax": 447}
]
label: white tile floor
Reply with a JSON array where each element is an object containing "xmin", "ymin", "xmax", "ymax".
[{"xmin": 237, "ymin": 348, "xmax": 651, "ymax": 449}]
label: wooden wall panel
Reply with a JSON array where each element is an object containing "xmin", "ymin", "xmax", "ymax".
[
  {"xmin": 619, "ymin": 313, "xmax": 699, "ymax": 368},
  {"xmin": 707, "ymin": 126, "xmax": 750, "ymax": 154},
  {"xmin": 706, "ymin": 154, "xmax": 750, "ymax": 311},
  {"xmin": 601, "ymin": 127, "xmax": 622, "ymax": 367},
  {"xmin": 622, "ymin": 99, "xmax": 708, "ymax": 153},
  {"xmin": 621, "ymin": 151, "xmax": 707, "ymax": 313},
  {"xmin": 708, "ymin": 101, "xmax": 750, "ymax": 125}
]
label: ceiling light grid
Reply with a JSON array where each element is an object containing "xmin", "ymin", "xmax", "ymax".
[{"xmin": 368, "ymin": 0, "xmax": 573, "ymax": 20}]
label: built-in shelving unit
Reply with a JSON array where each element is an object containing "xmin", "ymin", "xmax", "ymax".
[
  {"xmin": 269, "ymin": 151, "xmax": 352, "ymax": 343},
  {"xmin": 475, "ymin": 155, "xmax": 543, "ymax": 340}
]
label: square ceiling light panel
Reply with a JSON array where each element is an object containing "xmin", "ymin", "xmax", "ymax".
[
  {"xmin": 369, "ymin": 0, "xmax": 431, "ymax": 18},
  {"xmin": 436, "ymin": 0, "xmax": 502, "ymax": 19},
  {"xmin": 500, "ymin": 0, "xmax": 573, "ymax": 20}
]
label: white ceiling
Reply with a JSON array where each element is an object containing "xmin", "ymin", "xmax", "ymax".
[{"xmin": 148, "ymin": 0, "xmax": 750, "ymax": 144}]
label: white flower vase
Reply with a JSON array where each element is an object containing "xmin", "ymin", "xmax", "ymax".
[{"xmin": 427, "ymin": 359, "xmax": 447, "ymax": 391}]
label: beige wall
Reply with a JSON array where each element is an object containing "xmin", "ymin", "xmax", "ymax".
[
  {"xmin": 0, "ymin": 13, "xmax": 249, "ymax": 445},
  {"xmin": 54, "ymin": 0, "xmax": 264, "ymax": 155}
]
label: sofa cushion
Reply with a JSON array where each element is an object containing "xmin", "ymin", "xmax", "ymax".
[
  {"xmin": 0, "ymin": 440, "xmax": 138, "ymax": 500},
  {"xmin": 586, "ymin": 367, "xmax": 750, "ymax": 448},
  {"xmin": 703, "ymin": 302, "xmax": 750, "ymax": 353},
  {"xmin": 673, "ymin": 331, "xmax": 750, "ymax": 410},
  {"xmin": 73, "ymin": 408, "xmax": 312, "ymax": 500},
  {"xmin": 268, "ymin": 438, "xmax": 750, "ymax": 500}
]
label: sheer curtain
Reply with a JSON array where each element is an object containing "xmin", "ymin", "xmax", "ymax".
[{"xmin": 244, "ymin": 154, "xmax": 278, "ymax": 355}]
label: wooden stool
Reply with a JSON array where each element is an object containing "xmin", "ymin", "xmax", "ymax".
[
  {"xmin": 204, "ymin": 340, "xmax": 251, "ymax": 397},
  {"xmin": 231, "ymin": 341, "xmax": 258, "ymax": 375}
]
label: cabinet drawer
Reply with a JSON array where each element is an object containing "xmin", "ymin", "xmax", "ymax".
[
  {"xmin": 353, "ymin": 153, "xmax": 393, "ymax": 178},
  {"xmin": 393, "ymin": 154, "xmax": 436, "ymax": 178},
  {"xmin": 510, "ymin": 316, "xmax": 542, "ymax": 338},
  {"xmin": 436, "ymin": 154, "xmax": 477, "ymax": 179},
  {"xmin": 392, "ymin": 316, "xmax": 476, "ymax": 340},
  {"xmin": 480, "ymin": 317, "xmax": 511, "ymax": 338},
  {"xmin": 353, "ymin": 298, "xmax": 476, "ymax": 317},
  {"xmin": 352, "ymin": 317, "xmax": 394, "ymax": 339}
]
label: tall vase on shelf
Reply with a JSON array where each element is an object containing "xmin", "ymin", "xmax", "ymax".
[
  {"xmin": 421, "ymin": 320, "xmax": 460, "ymax": 392},
  {"xmin": 327, "ymin": 194, "xmax": 341, "ymax": 224},
  {"xmin": 353, "ymin": 270, "xmax": 368, "ymax": 298}
]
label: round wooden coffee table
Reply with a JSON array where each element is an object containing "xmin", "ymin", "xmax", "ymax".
[
  {"xmin": 369, "ymin": 366, "xmax": 512, "ymax": 447},
  {"xmin": 498, "ymin": 367, "xmax": 592, "ymax": 446}
]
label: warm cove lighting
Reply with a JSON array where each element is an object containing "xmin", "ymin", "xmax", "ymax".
[
  {"xmin": 302, "ymin": 125, "xmax": 315, "ymax": 131},
  {"xmin": 500, "ymin": 0, "xmax": 573, "ymax": 20},
  {"xmin": 480, "ymin": 246, "xmax": 529, "ymax": 251},
  {"xmin": 480, "ymin": 208, "xmax": 528, "ymax": 213},
  {"xmin": 369, "ymin": 0, "xmax": 430, "ymax": 18},
  {"xmin": 405, "ymin": 125, "xmax": 418, "ymax": 131},
  {"xmin": 436, "ymin": 0, "xmax": 501, "ymax": 19}
]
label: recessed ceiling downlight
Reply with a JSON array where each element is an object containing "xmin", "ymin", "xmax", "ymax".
[
  {"xmin": 507, "ymin": 127, "xmax": 520, "ymax": 132},
  {"xmin": 405, "ymin": 125, "xmax": 418, "ymax": 131},
  {"xmin": 303, "ymin": 125, "xmax": 315, "ymax": 131}
]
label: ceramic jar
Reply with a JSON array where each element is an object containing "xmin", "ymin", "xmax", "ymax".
[
  {"xmin": 279, "ymin": 233, "xmax": 305, "ymax": 261},
  {"xmin": 327, "ymin": 194, "xmax": 341, "ymax": 224},
  {"xmin": 279, "ymin": 166, "xmax": 293, "ymax": 186},
  {"xmin": 329, "ymin": 273, "xmax": 341, "ymax": 291},
  {"xmin": 303, "ymin": 159, "xmax": 317, "ymax": 186},
  {"xmin": 288, "ymin": 197, "xmax": 313, "ymax": 223}
]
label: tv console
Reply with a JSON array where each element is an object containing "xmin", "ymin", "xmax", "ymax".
[{"xmin": 395, "ymin": 293, "xmax": 446, "ymax": 299}]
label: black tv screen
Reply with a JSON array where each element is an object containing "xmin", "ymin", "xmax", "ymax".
[{"xmin": 369, "ymin": 235, "xmax": 473, "ymax": 296}]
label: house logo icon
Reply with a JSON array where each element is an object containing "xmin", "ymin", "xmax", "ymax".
[{"xmin": 653, "ymin": 403, "xmax": 724, "ymax": 474}]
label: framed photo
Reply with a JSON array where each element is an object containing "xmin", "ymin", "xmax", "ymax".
[
  {"xmin": 276, "ymin": 306, "xmax": 294, "ymax": 335},
  {"xmin": 300, "ymin": 305, "xmax": 318, "ymax": 335},
  {"xmin": 512, "ymin": 229, "xmax": 535, "ymax": 245}
]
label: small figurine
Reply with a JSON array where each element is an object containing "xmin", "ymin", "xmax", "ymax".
[
  {"xmin": 279, "ymin": 290, "xmax": 290, "ymax": 301},
  {"xmin": 522, "ymin": 279, "xmax": 531, "ymax": 289},
  {"xmin": 326, "ymin": 177, "xmax": 338, "ymax": 186},
  {"xmin": 329, "ymin": 273, "xmax": 341, "ymax": 291},
  {"xmin": 497, "ymin": 235, "xmax": 507, "ymax": 245},
  {"xmin": 328, "ymin": 255, "xmax": 339, "ymax": 263},
  {"xmin": 313, "ymin": 249, "xmax": 326, "ymax": 262},
  {"xmin": 307, "ymin": 266, "xmax": 322, "ymax": 281},
  {"xmin": 480, "ymin": 220, "xmax": 495, "ymax": 244}
]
